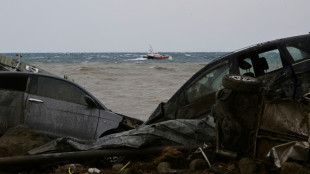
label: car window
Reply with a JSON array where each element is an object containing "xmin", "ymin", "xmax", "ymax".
[
  {"xmin": 0, "ymin": 76, "xmax": 28, "ymax": 92},
  {"xmin": 238, "ymin": 48, "xmax": 283, "ymax": 77},
  {"xmin": 286, "ymin": 39, "xmax": 310, "ymax": 62},
  {"xmin": 36, "ymin": 76, "xmax": 88, "ymax": 105},
  {"xmin": 258, "ymin": 49, "xmax": 283, "ymax": 73},
  {"xmin": 287, "ymin": 46, "xmax": 310, "ymax": 61},
  {"xmin": 185, "ymin": 62, "xmax": 229, "ymax": 103}
]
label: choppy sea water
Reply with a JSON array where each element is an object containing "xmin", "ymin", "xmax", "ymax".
[
  {"xmin": 3, "ymin": 52, "xmax": 228, "ymax": 63},
  {"xmin": 2, "ymin": 52, "xmax": 228, "ymax": 120}
]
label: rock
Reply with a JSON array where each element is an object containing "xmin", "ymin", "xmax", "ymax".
[
  {"xmin": 0, "ymin": 125, "xmax": 50, "ymax": 157},
  {"xmin": 113, "ymin": 163, "xmax": 124, "ymax": 171},
  {"xmin": 155, "ymin": 147, "xmax": 184, "ymax": 162},
  {"xmin": 155, "ymin": 147, "xmax": 186, "ymax": 168},
  {"xmin": 88, "ymin": 168, "xmax": 100, "ymax": 173},
  {"xmin": 189, "ymin": 159, "xmax": 207, "ymax": 171},
  {"xmin": 157, "ymin": 162, "xmax": 171, "ymax": 173},
  {"xmin": 238, "ymin": 158, "xmax": 257, "ymax": 174},
  {"xmin": 226, "ymin": 164, "xmax": 236, "ymax": 171},
  {"xmin": 281, "ymin": 162, "xmax": 310, "ymax": 174}
]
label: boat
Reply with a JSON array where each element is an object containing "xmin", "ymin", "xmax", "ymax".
[{"xmin": 143, "ymin": 46, "xmax": 169, "ymax": 60}]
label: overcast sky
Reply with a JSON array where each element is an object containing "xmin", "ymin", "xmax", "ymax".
[{"xmin": 1, "ymin": 0, "xmax": 309, "ymax": 52}]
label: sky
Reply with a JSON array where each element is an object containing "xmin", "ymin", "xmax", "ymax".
[{"xmin": 0, "ymin": 0, "xmax": 309, "ymax": 52}]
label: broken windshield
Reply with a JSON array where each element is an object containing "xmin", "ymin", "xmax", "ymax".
[{"xmin": 185, "ymin": 62, "xmax": 229, "ymax": 103}]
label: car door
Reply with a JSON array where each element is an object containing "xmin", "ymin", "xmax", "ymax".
[
  {"xmin": 24, "ymin": 75, "xmax": 100, "ymax": 141},
  {"xmin": 283, "ymin": 37, "xmax": 310, "ymax": 99},
  {"xmin": 0, "ymin": 74, "xmax": 29, "ymax": 134}
]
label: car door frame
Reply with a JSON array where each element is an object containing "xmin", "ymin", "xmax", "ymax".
[
  {"xmin": 24, "ymin": 74, "xmax": 105, "ymax": 142},
  {"xmin": 279, "ymin": 36, "xmax": 310, "ymax": 100}
]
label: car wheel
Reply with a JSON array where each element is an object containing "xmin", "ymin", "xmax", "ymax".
[{"xmin": 222, "ymin": 74, "xmax": 261, "ymax": 92}]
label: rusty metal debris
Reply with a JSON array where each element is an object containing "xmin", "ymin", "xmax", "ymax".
[{"xmin": 212, "ymin": 73, "xmax": 310, "ymax": 170}]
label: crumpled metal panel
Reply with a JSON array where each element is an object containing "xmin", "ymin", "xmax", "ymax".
[
  {"xmin": 266, "ymin": 141, "xmax": 310, "ymax": 168},
  {"xmin": 260, "ymin": 99, "xmax": 310, "ymax": 137},
  {"xmin": 29, "ymin": 117, "xmax": 216, "ymax": 153},
  {"xmin": 211, "ymin": 89, "xmax": 260, "ymax": 153}
]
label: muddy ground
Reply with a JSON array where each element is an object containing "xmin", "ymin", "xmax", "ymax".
[{"xmin": 0, "ymin": 126, "xmax": 309, "ymax": 174}]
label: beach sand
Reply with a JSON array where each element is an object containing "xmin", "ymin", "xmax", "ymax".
[{"xmin": 31, "ymin": 62, "xmax": 206, "ymax": 121}]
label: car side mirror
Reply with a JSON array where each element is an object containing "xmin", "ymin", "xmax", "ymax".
[{"xmin": 84, "ymin": 95, "xmax": 97, "ymax": 107}]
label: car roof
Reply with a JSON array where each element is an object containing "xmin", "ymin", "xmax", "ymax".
[
  {"xmin": 223, "ymin": 33, "xmax": 310, "ymax": 58},
  {"xmin": 167, "ymin": 33, "xmax": 310, "ymax": 101},
  {"xmin": 0, "ymin": 71, "xmax": 59, "ymax": 79}
]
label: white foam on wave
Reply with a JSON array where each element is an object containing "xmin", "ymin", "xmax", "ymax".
[
  {"xmin": 168, "ymin": 56, "xmax": 173, "ymax": 60},
  {"xmin": 34, "ymin": 56, "xmax": 46, "ymax": 59},
  {"xmin": 130, "ymin": 57, "xmax": 147, "ymax": 61}
]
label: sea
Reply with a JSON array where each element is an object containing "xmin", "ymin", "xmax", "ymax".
[
  {"xmin": 2, "ymin": 52, "xmax": 228, "ymax": 121},
  {"xmin": 3, "ymin": 52, "xmax": 227, "ymax": 63}
]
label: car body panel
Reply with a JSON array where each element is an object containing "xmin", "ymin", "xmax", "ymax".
[
  {"xmin": 96, "ymin": 110, "xmax": 123, "ymax": 137},
  {"xmin": 0, "ymin": 90, "xmax": 24, "ymax": 133},
  {"xmin": 24, "ymin": 94, "xmax": 100, "ymax": 140}
]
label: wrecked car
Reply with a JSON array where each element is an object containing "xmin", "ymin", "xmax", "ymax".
[
  {"xmin": 143, "ymin": 33, "xmax": 310, "ymax": 165},
  {"xmin": 141, "ymin": 33, "xmax": 310, "ymax": 167},
  {"xmin": 0, "ymin": 71, "xmax": 142, "ymax": 142},
  {"xmin": 144, "ymin": 33, "xmax": 310, "ymax": 125},
  {"xmin": 0, "ymin": 53, "xmax": 51, "ymax": 74}
]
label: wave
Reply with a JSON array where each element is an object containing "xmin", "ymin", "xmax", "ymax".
[
  {"xmin": 129, "ymin": 57, "xmax": 147, "ymax": 61},
  {"xmin": 149, "ymin": 66, "xmax": 175, "ymax": 72},
  {"xmin": 2, "ymin": 52, "xmax": 228, "ymax": 63}
]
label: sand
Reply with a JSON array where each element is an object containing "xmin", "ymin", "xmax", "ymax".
[{"xmin": 31, "ymin": 62, "xmax": 206, "ymax": 121}]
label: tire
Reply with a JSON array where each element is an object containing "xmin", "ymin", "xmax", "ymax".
[{"xmin": 222, "ymin": 74, "xmax": 261, "ymax": 92}]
